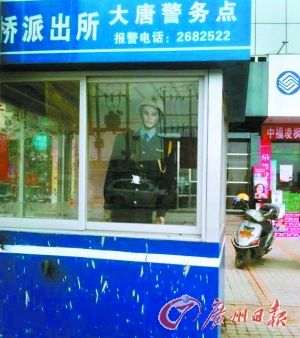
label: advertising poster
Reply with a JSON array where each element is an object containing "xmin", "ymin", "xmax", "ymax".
[
  {"xmin": 276, "ymin": 213, "xmax": 300, "ymax": 237},
  {"xmin": 252, "ymin": 165, "xmax": 268, "ymax": 200},
  {"xmin": 275, "ymin": 192, "xmax": 300, "ymax": 237},
  {"xmin": 273, "ymin": 203, "xmax": 286, "ymax": 233}
]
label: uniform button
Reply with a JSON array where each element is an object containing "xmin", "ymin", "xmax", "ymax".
[
  {"xmin": 140, "ymin": 164, "xmax": 144, "ymax": 168},
  {"xmin": 142, "ymin": 151, "xmax": 146, "ymax": 155},
  {"xmin": 135, "ymin": 188, "xmax": 139, "ymax": 191},
  {"xmin": 133, "ymin": 200, "xmax": 138, "ymax": 205}
]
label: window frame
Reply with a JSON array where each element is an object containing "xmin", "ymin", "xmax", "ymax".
[
  {"xmin": 0, "ymin": 73, "xmax": 85, "ymax": 231},
  {"xmin": 0, "ymin": 70, "xmax": 215, "ymax": 240}
]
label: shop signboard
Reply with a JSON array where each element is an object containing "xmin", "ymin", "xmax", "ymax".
[
  {"xmin": 0, "ymin": 0, "xmax": 251, "ymax": 64},
  {"xmin": 268, "ymin": 55, "xmax": 300, "ymax": 117},
  {"xmin": 261, "ymin": 124, "xmax": 300, "ymax": 142}
]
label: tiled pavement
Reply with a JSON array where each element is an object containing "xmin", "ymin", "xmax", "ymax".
[{"xmin": 222, "ymin": 231, "xmax": 300, "ymax": 337}]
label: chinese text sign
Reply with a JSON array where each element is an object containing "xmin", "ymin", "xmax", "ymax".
[{"xmin": 1, "ymin": 0, "xmax": 251, "ymax": 64}]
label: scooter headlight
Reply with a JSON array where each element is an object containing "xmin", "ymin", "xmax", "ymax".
[{"xmin": 239, "ymin": 229, "xmax": 253, "ymax": 238}]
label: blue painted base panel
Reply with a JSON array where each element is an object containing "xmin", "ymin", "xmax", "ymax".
[{"xmin": 0, "ymin": 232, "xmax": 224, "ymax": 337}]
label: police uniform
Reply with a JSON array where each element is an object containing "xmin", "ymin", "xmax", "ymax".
[{"xmin": 104, "ymin": 129, "xmax": 177, "ymax": 223}]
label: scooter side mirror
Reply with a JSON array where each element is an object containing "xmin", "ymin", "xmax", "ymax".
[{"xmin": 259, "ymin": 204, "xmax": 280, "ymax": 220}]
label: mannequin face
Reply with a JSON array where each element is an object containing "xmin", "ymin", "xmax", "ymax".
[{"xmin": 140, "ymin": 105, "xmax": 160, "ymax": 130}]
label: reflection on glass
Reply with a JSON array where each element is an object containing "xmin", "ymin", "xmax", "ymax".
[
  {"xmin": 227, "ymin": 169, "xmax": 249, "ymax": 182},
  {"xmin": 227, "ymin": 155, "xmax": 249, "ymax": 168},
  {"xmin": 87, "ymin": 79, "xmax": 200, "ymax": 225},
  {"xmin": 0, "ymin": 81, "xmax": 79, "ymax": 219}
]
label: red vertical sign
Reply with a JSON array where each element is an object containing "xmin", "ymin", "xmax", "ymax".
[
  {"xmin": 0, "ymin": 133, "xmax": 9, "ymax": 181},
  {"xmin": 259, "ymin": 138, "xmax": 271, "ymax": 199}
]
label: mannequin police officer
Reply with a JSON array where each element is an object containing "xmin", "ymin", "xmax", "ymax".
[{"xmin": 104, "ymin": 97, "xmax": 177, "ymax": 224}]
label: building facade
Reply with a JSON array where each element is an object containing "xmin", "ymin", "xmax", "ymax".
[
  {"xmin": 226, "ymin": 0, "xmax": 300, "ymax": 236},
  {"xmin": 0, "ymin": 1, "xmax": 250, "ymax": 336}
]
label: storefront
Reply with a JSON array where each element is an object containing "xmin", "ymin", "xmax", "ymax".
[
  {"xmin": 249, "ymin": 55, "xmax": 300, "ymax": 236},
  {"xmin": 0, "ymin": 1, "xmax": 251, "ymax": 336},
  {"xmin": 252, "ymin": 123, "xmax": 299, "ymax": 235}
]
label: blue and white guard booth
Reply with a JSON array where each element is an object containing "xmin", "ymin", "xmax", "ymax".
[{"xmin": 0, "ymin": 0, "xmax": 251, "ymax": 336}]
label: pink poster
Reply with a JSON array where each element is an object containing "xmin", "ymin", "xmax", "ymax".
[{"xmin": 275, "ymin": 213, "xmax": 300, "ymax": 237}]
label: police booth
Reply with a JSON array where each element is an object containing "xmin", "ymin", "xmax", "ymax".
[{"xmin": 0, "ymin": 1, "xmax": 250, "ymax": 336}]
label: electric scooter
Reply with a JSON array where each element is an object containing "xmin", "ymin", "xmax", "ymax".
[{"xmin": 231, "ymin": 193, "xmax": 279, "ymax": 269}]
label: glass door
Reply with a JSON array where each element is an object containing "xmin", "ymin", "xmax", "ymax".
[{"xmin": 226, "ymin": 140, "xmax": 250, "ymax": 211}]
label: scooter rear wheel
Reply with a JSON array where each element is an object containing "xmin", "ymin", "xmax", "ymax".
[{"xmin": 235, "ymin": 249, "xmax": 251, "ymax": 269}]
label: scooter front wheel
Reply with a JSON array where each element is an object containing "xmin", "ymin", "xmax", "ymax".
[{"xmin": 235, "ymin": 249, "xmax": 251, "ymax": 269}]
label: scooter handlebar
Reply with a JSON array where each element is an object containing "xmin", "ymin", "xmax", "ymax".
[{"xmin": 259, "ymin": 203, "xmax": 280, "ymax": 220}]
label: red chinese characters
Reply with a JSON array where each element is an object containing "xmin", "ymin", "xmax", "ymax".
[
  {"xmin": 201, "ymin": 298, "xmax": 226, "ymax": 330},
  {"xmin": 266, "ymin": 299, "xmax": 287, "ymax": 327},
  {"xmin": 231, "ymin": 309, "xmax": 248, "ymax": 322},
  {"xmin": 158, "ymin": 296, "xmax": 287, "ymax": 331}
]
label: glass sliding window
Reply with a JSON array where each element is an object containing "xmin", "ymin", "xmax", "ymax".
[
  {"xmin": 87, "ymin": 78, "xmax": 200, "ymax": 226},
  {"xmin": 0, "ymin": 81, "xmax": 79, "ymax": 219},
  {"xmin": 226, "ymin": 141, "xmax": 250, "ymax": 210}
]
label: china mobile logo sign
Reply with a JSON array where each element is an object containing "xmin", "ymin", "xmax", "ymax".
[{"xmin": 276, "ymin": 71, "xmax": 300, "ymax": 95}]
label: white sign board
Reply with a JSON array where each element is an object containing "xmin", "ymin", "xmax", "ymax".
[
  {"xmin": 272, "ymin": 190, "xmax": 283, "ymax": 204},
  {"xmin": 279, "ymin": 164, "xmax": 293, "ymax": 182},
  {"xmin": 268, "ymin": 55, "xmax": 300, "ymax": 117}
]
